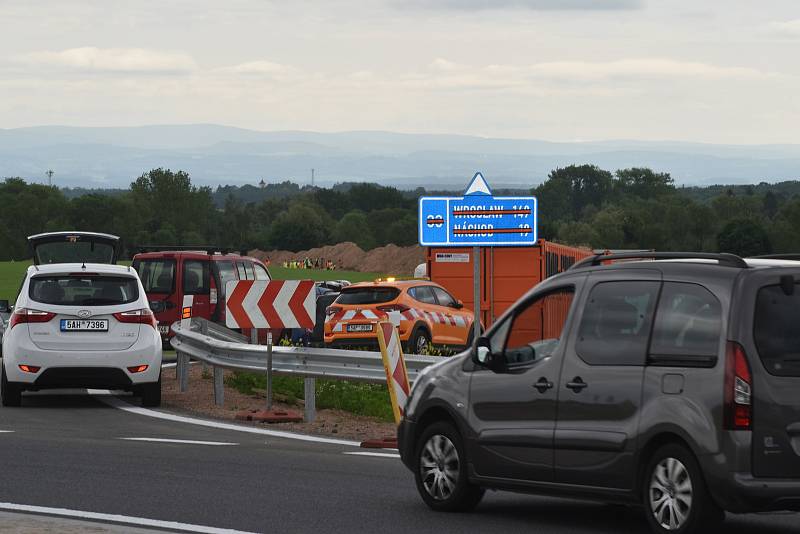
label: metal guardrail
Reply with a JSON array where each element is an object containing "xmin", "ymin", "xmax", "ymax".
[{"xmin": 169, "ymin": 317, "xmax": 440, "ymax": 422}]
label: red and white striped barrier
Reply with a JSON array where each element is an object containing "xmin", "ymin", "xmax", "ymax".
[
  {"xmin": 326, "ymin": 306, "xmax": 470, "ymax": 333},
  {"xmin": 376, "ymin": 321, "xmax": 411, "ymax": 425},
  {"xmin": 225, "ymin": 280, "xmax": 316, "ymax": 329}
]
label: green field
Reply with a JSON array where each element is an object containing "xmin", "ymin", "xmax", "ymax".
[
  {"xmin": 0, "ymin": 261, "xmax": 30, "ymax": 301},
  {"xmin": 0, "ymin": 260, "xmax": 379, "ymax": 302}
]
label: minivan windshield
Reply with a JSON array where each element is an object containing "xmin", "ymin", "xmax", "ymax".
[
  {"xmin": 754, "ymin": 283, "xmax": 800, "ymax": 377},
  {"xmin": 134, "ymin": 259, "xmax": 176, "ymax": 294},
  {"xmin": 336, "ymin": 287, "xmax": 400, "ymax": 305},
  {"xmin": 30, "ymin": 275, "xmax": 139, "ymax": 306}
]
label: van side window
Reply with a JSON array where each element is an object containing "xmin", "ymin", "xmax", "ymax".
[
  {"xmin": 496, "ymin": 288, "xmax": 575, "ymax": 366},
  {"xmin": 236, "ymin": 262, "xmax": 248, "ymax": 280},
  {"xmin": 576, "ymin": 281, "xmax": 660, "ymax": 366},
  {"xmin": 215, "ymin": 261, "xmax": 237, "ymax": 296},
  {"xmin": 649, "ymin": 283, "xmax": 722, "ymax": 365},
  {"xmin": 254, "ymin": 264, "xmax": 270, "ymax": 281},
  {"xmin": 244, "ymin": 262, "xmax": 256, "ymax": 280},
  {"xmin": 183, "ymin": 260, "xmax": 210, "ymax": 295}
]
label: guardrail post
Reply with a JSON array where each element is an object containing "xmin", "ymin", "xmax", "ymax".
[
  {"xmin": 201, "ymin": 320, "xmax": 209, "ymax": 374},
  {"xmin": 178, "ymin": 352, "xmax": 189, "ymax": 393},
  {"xmin": 304, "ymin": 378, "xmax": 316, "ymax": 423},
  {"xmin": 213, "ymin": 366, "xmax": 224, "ymax": 406}
]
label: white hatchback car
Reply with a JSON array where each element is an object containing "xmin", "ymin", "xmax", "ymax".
[{"xmin": 1, "ymin": 263, "xmax": 162, "ymax": 407}]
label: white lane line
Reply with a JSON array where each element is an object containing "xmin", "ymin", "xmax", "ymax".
[
  {"xmin": 162, "ymin": 362, "xmax": 177, "ymax": 369},
  {"xmin": 118, "ymin": 437, "xmax": 238, "ymax": 446},
  {"xmin": 343, "ymin": 451, "xmax": 400, "ymax": 458},
  {"xmin": 0, "ymin": 502, "xmax": 258, "ymax": 534},
  {"xmin": 0, "ymin": 431, "xmax": 14, "ymax": 434},
  {"xmin": 96, "ymin": 394, "xmax": 361, "ymax": 447}
]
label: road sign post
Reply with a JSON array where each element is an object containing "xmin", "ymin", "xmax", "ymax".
[
  {"xmin": 473, "ymin": 246, "xmax": 480, "ymax": 343},
  {"xmin": 227, "ymin": 280, "xmax": 316, "ymax": 423},
  {"xmin": 419, "ymin": 173, "xmax": 538, "ymax": 337}
]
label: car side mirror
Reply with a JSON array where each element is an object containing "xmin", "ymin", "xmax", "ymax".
[
  {"xmin": 0, "ymin": 300, "xmax": 9, "ymax": 313},
  {"xmin": 451, "ymin": 300, "xmax": 464, "ymax": 309},
  {"xmin": 474, "ymin": 336, "xmax": 505, "ymax": 372}
]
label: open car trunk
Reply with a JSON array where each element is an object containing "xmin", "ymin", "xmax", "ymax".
[{"xmin": 28, "ymin": 232, "xmax": 120, "ymax": 265}]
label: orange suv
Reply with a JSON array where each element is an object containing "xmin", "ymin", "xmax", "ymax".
[{"xmin": 324, "ymin": 280, "xmax": 476, "ymax": 353}]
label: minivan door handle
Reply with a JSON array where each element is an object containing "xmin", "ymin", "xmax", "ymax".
[
  {"xmin": 533, "ymin": 377, "xmax": 554, "ymax": 393},
  {"xmin": 566, "ymin": 377, "xmax": 588, "ymax": 392}
]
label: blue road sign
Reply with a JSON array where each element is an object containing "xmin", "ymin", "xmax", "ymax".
[{"xmin": 418, "ymin": 172, "xmax": 538, "ymax": 247}]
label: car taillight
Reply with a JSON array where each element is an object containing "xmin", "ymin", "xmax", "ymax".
[
  {"xmin": 377, "ymin": 304, "xmax": 410, "ymax": 313},
  {"xmin": 8, "ymin": 308, "xmax": 56, "ymax": 329},
  {"xmin": 326, "ymin": 306, "xmax": 342, "ymax": 317},
  {"xmin": 724, "ymin": 341, "xmax": 752, "ymax": 431},
  {"xmin": 113, "ymin": 309, "xmax": 157, "ymax": 328}
]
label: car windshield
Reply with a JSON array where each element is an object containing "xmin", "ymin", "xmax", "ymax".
[
  {"xmin": 335, "ymin": 287, "xmax": 400, "ymax": 305},
  {"xmin": 35, "ymin": 241, "xmax": 115, "ymax": 265},
  {"xmin": 754, "ymin": 282, "xmax": 800, "ymax": 377},
  {"xmin": 29, "ymin": 275, "xmax": 139, "ymax": 306},
  {"xmin": 134, "ymin": 259, "xmax": 176, "ymax": 294}
]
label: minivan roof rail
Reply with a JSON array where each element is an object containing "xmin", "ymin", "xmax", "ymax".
[
  {"xmin": 136, "ymin": 245, "xmax": 248, "ymax": 256},
  {"xmin": 751, "ymin": 253, "xmax": 800, "ymax": 261},
  {"xmin": 569, "ymin": 251, "xmax": 749, "ymax": 270}
]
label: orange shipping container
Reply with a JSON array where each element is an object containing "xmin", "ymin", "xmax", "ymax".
[{"xmin": 426, "ymin": 239, "xmax": 592, "ymax": 331}]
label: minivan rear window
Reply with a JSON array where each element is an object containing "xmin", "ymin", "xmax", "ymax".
[
  {"xmin": 30, "ymin": 275, "xmax": 139, "ymax": 306},
  {"xmin": 134, "ymin": 259, "xmax": 175, "ymax": 294},
  {"xmin": 35, "ymin": 241, "xmax": 115, "ymax": 265},
  {"xmin": 754, "ymin": 283, "xmax": 800, "ymax": 377},
  {"xmin": 336, "ymin": 287, "xmax": 400, "ymax": 305}
]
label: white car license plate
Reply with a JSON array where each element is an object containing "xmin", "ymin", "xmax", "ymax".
[
  {"xmin": 60, "ymin": 319, "xmax": 109, "ymax": 332},
  {"xmin": 347, "ymin": 324, "xmax": 373, "ymax": 333}
]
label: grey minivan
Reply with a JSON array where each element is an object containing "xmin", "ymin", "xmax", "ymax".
[{"xmin": 398, "ymin": 252, "xmax": 800, "ymax": 534}]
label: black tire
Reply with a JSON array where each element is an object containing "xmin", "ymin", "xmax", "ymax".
[
  {"xmin": 140, "ymin": 373, "xmax": 162, "ymax": 408},
  {"xmin": 1, "ymin": 366, "xmax": 22, "ymax": 407},
  {"xmin": 413, "ymin": 421, "xmax": 484, "ymax": 512},
  {"xmin": 408, "ymin": 326, "xmax": 431, "ymax": 355},
  {"xmin": 643, "ymin": 444, "xmax": 724, "ymax": 534}
]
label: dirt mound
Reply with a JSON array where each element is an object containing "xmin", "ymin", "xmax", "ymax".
[{"xmin": 251, "ymin": 242, "xmax": 425, "ymax": 275}]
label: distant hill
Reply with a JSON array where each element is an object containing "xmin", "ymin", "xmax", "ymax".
[{"xmin": 2, "ymin": 124, "xmax": 800, "ymax": 189}]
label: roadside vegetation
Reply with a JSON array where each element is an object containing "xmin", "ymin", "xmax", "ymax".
[
  {"xmin": 226, "ymin": 372, "xmax": 394, "ymax": 422},
  {"xmin": 4, "ymin": 166, "xmax": 800, "ymax": 262},
  {"xmin": 0, "ymin": 261, "xmax": 379, "ymax": 302}
]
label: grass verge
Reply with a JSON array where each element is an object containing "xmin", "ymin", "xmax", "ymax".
[{"xmin": 226, "ymin": 371, "xmax": 395, "ymax": 422}]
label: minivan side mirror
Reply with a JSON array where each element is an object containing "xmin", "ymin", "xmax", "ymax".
[
  {"xmin": 474, "ymin": 336, "xmax": 505, "ymax": 372},
  {"xmin": 451, "ymin": 300, "xmax": 464, "ymax": 309}
]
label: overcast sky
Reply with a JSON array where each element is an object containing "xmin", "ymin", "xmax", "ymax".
[{"xmin": 1, "ymin": 0, "xmax": 799, "ymax": 143}]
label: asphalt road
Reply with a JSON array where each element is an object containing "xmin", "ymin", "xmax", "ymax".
[{"xmin": 0, "ymin": 391, "xmax": 798, "ymax": 533}]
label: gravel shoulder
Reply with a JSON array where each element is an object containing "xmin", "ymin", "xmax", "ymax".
[{"xmin": 160, "ymin": 364, "xmax": 398, "ymax": 443}]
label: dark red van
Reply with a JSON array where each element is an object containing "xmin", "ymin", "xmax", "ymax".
[{"xmin": 131, "ymin": 249, "xmax": 271, "ymax": 344}]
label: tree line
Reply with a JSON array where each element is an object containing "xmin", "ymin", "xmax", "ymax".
[{"xmin": 1, "ymin": 165, "xmax": 798, "ymax": 261}]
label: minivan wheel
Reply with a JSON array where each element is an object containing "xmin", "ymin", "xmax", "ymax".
[
  {"xmin": 1, "ymin": 366, "xmax": 22, "ymax": 407},
  {"xmin": 643, "ymin": 444, "xmax": 724, "ymax": 534},
  {"xmin": 140, "ymin": 373, "xmax": 162, "ymax": 408},
  {"xmin": 414, "ymin": 421, "xmax": 484, "ymax": 512}
]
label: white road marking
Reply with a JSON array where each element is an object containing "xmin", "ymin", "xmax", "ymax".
[
  {"xmin": 162, "ymin": 362, "xmax": 177, "ymax": 369},
  {"xmin": 0, "ymin": 430, "xmax": 14, "ymax": 433},
  {"xmin": 0, "ymin": 502, "xmax": 258, "ymax": 534},
  {"xmin": 118, "ymin": 437, "xmax": 238, "ymax": 446},
  {"xmin": 343, "ymin": 451, "xmax": 400, "ymax": 458},
  {"xmin": 95, "ymin": 393, "xmax": 361, "ymax": 447}
]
